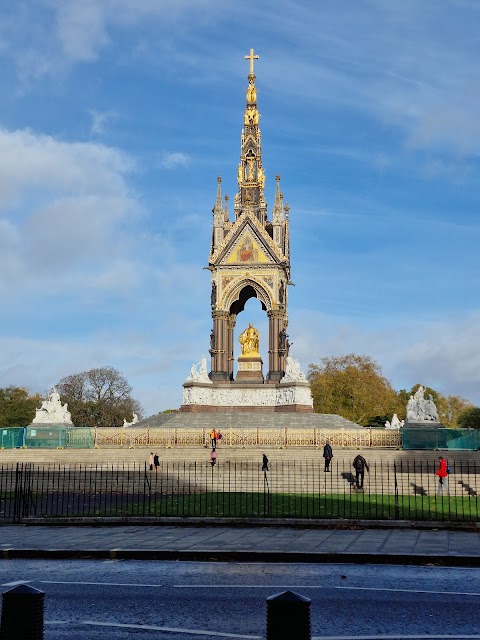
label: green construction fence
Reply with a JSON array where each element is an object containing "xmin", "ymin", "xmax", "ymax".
[{"xmin": 402, "ymin": 428, "xmax": 478, "ymax": 450}]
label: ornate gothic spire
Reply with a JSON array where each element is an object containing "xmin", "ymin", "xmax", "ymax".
[{"xmin": 234, "ymin": 48, "xmax": 267, "ymax": 225}]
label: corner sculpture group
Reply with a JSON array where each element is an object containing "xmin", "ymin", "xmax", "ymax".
[{"xmin": 385, "ymin": 385, "xmax": 440, "ymax": 430}]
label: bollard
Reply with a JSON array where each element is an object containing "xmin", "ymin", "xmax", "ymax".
[
  {"xmin": 266, "ymin": 590, "xmax": 311, "ymax": 640},
  {"xmin": 0, "ymin": 584, "xmax": 44, "ymax": 640}
]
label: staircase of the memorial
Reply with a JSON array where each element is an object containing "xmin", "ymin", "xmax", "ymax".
[
  {"xmin": 1, "ymin": 447, "xmax": 479, "ymax": 497},
  {"xmin": 137, "ymin": 412, "xmax": 362, "ymax": 430}
]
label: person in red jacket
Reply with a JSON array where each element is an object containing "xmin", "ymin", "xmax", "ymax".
[{"xmin": 436, "ymin": 456, "xmax": 449, "ymax": 496}]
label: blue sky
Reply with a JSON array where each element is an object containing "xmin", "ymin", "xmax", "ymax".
[{"xmin": 1, "ymin": 1, "xmax": 479, "ymax": 416}]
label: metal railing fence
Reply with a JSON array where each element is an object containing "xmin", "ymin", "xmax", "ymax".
[{"xmin": 1, "ymin": 459, "xmax": 479, "ymax": 523}]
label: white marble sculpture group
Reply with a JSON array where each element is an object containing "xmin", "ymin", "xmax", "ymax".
[
  {"xmin": 385, "ymin": 385, "xmax": 440, "ymax": 429},
  {"xmin": 123, "ymin": 413, "xmax": 139, "ymax": 427},
  {"xmin": 406, "ymin": 385, "xmax": 439, "ymax": 422},
  {"xmin": 185, "ymin": 355, "xmax": 212, "ymax": 384},
  {"xmin": 32, "ymin": 388, "xmax": 73, "ymax": 425},
  {"xmin": 385, "ymin": 413, "xmax": 404, "ymax": 430},
  {"xmin": 280, "ymin": 355, "xmax": 306, "ymax": 383}
]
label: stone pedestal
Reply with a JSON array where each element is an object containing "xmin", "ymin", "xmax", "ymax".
[
  {"xmin": 404, "ymin": 421, "xmax": 445, "ymax": 429},
  {"xmin": 235, "ymin": 355, "xmax": 264, "ymax": 383},
  {"xmin": 181, "ymin": 380, "xmax": 313, "ymax": 412}
]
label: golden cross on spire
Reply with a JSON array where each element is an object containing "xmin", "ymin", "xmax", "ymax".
[{"xmin": 245, "ymin": 48, "xmax": 259, "ymax": 75}]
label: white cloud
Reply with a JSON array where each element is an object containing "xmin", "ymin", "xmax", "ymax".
[
  {"xmin": 0, "ymin": 128, "xmax": 141, "ymax": 294},
  {"xmin": 160, "ymin": 152, "xmax": 191, "ymax": 170}
]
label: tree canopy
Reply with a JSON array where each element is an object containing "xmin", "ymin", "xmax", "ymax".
[
  {"xmin": 0, "ymin": 386, "xmax": 41, "ymax": 428},
  {"xmin": 457, "ymin": 406, "xmax": 480, "ymax": 430},
  {"xmin": 56, "ymin": 366, "xmax": 143, "ymax": 427},
  {"xmin": 308, "ymin": 362, "xmax": 473, "ymax": 428},
  {"xmin": 308, "ymin": 354, "xmax": 397, "ymax": 426}
]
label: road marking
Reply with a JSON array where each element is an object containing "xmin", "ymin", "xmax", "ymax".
[
  {"xmin": 82, "ymin": 620, "xmax": 261, "ymax": 638},
  {"xmin": 40, "ymin": 580, "xmax": 162, "ymax": 587},
  {"xmin": 174, "ymin": 584, "xmax": 324, "ymax": 588},
  {"xmin": 1, "ymin": 580, "xmax": 32, "ymax": 587},
  {"xmin": 311, "ymin": 636, "xmax": 480, "ymax": 639},
  {"xmin": 175, "ymin": 585, "xmax": 480, "ymax": 597},
  {"xmin": 336, "ymin": 586, "xmax": 480, "ymax": 597}
]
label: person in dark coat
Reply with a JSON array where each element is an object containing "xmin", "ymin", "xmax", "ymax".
[
  {"xmin": 262, "ymin": 453, "xmax": 269, "ymax": 472},
  {"xmin": 153, "ymin": 452, "xmax": 160, "ymax": 472},
  {"xmin": 353, "ymin": 454, "xmax": 369, "ymax": 489},
  {"xmin": 323, "ymin": 441, "xmax": 333, "ymax": 472}
]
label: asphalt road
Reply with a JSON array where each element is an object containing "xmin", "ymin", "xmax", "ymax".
[{"xmin": 2, "ymin": 560, "xmax": 480, "ymax": 639}]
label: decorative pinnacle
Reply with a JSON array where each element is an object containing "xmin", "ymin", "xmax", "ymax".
[
  {"xmin": 284, "ymin": 203, "xmax": 290, "ymax": 218},
  {"xmin": 217, "ymin": 176, "xmax": 222, "ymax": 183},
  {"xmin": 245, "ymin": 48, "xmax": 259, "ymax": 76}
]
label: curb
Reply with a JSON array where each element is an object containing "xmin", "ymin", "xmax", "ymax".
[
  {"xmin": 9, "ymin": 517, "xmax": 480, "ymax": 532},
  {"xmin": 1, "ymin": 547, "xmax": 480, "ymax": 567}
]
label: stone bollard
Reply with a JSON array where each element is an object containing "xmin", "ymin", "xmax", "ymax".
[
  {"xmin": 266, "ymin": 590, "xmax": 311, "ymax": 640},
  {"xmin": 0, "ymin": 584, "xmax": 45, "ymax": 640}
]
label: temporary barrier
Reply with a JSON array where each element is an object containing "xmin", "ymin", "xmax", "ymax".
[
  {"xmin": 401, "ymin": 428, "xmax": 478, "ymax": 450},
  {"xmin": 0, "ymin": 428, "xmax": 25, "ymax": 448}
]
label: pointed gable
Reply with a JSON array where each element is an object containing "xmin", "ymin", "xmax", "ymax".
[{"xmin": 211, "ymin": 211, "xmax": 287, "ymax": 266}]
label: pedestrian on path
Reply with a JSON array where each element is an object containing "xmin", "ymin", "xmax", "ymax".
[
  {"xmin": 209, "ymin": 429, "xmax": 217, "ymax": 450},
  {"xmin": 323, "ymin": 440, "xmax": 333, "ymax": 472},
  {"xmin": 262, "ymin": 453, "xmax": 269, "ymax": 472},
  {"xmin": 153, "ymin": 452, "xmax": 160, "ymax": 472},
  {"xmin": 353, "ymin": 454, "xmax": 369, "ymax": 489},
  {"xmin": 149, "ymin": 452, "xmax": 154, "ymax": 471},
  {"xmin": 262, "ymin": 452, "xmax": 269, "ymax": 485},
  {"xmin": 436, "ymin": 456, "xmax": 449, "ymax": 496},
  {"xmin": 210, "ymin": 448, "xmax": 218, "ymax": 467}
]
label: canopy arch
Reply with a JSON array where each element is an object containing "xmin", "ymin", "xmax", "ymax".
[{"xmin": 223, "ymin": 278, "xmax": 272, "ymax": 315}]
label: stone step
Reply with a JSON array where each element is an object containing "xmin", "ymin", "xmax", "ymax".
[
  {"xmin": 138, "ymin": 412, "xmax": 361, "ymax": 430},
  {"xmin": 0, "ymin": 447, "xmax": 477, "ymax": 465}
]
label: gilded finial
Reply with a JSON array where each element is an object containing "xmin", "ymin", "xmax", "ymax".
[
  {"xmin": 217, "ymin": 176, "xmax": 222, "ymax": 184},
  {"xmin": 284, "ymin": 203, "xmax": 290, "ymax": 218},
  {"xmin": 245, "ymin": 48, "xmax": 259, "ymax": 76}
]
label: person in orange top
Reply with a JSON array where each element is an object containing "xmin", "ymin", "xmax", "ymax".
[{"xmin": 435, "ymin": 456, "xmax": 449, "ymax": 496}]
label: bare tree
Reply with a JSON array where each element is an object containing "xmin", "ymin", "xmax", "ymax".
[{"xmin": 56, "ymin": 367, "xmax": 143, "ymax": 427}]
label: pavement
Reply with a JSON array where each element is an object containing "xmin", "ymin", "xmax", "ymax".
[{"xmin": 1, "ymin": 522, "xmax": 480, "ymax": 566}]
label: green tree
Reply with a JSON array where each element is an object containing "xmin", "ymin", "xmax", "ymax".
[
  {"xmin": 56, "ymin": 367, "xmax": 143, "ymax": 427},
  {"xmin": 458, "ymin": 407, "xmax": 480, "ymax": 430},
  {"xmin": 0, "ymin": 386, "xmax": 42, "ymax": 428},
  {"xmin": 307, "ymin": 354, "xmax": 397, "ymax": 426}
]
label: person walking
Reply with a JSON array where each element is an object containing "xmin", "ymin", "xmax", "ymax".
[
  {"xmin": 353, "ymin": 454, "xmax": 369, "ymax": 489},
  {"xmin": 436, "ymin": 456, "xmax": 449, "ymax": 496},
  {"xmin": 323, "ymin": 441, "xmax": 333, "ymax": 472},
  {"xmin": 153, "ymin": 452, "xmax": 160, "ymax": 472},
  {"xmin": 262, "ymin": 453, "xmax": 269, "ymax": 472},
  {"xmin": 149, "ymin": 452, "xmax": 154, "ymax": 471},
  {"xmin": 210, "ymin": 448, "xmax": 218, "ymax": 467},
  {"xmin": 262, "ymin": 452, "xmax": 269, "ymax": 485},
  {"xmin": 209, "ymin": 429, "xmax": 217, "ymax": 450}
]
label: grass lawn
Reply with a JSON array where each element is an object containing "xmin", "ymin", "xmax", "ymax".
[{"xmin": 88, "ymin": 491, "xmax": 479, "ymax": 521}]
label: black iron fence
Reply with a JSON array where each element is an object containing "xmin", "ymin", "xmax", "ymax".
[{"xmin": 1, "ymin": 460, "xmax": 479, "ymax": 523}]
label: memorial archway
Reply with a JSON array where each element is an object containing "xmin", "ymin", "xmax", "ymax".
[{"xmin": 210, "ymin": 279, "xmax": 287, "ymax": 382}]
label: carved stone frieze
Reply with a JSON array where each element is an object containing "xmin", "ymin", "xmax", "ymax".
[{"xmin": 182, "ymin": 383, "xmax": 313, "ymax": 408}]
